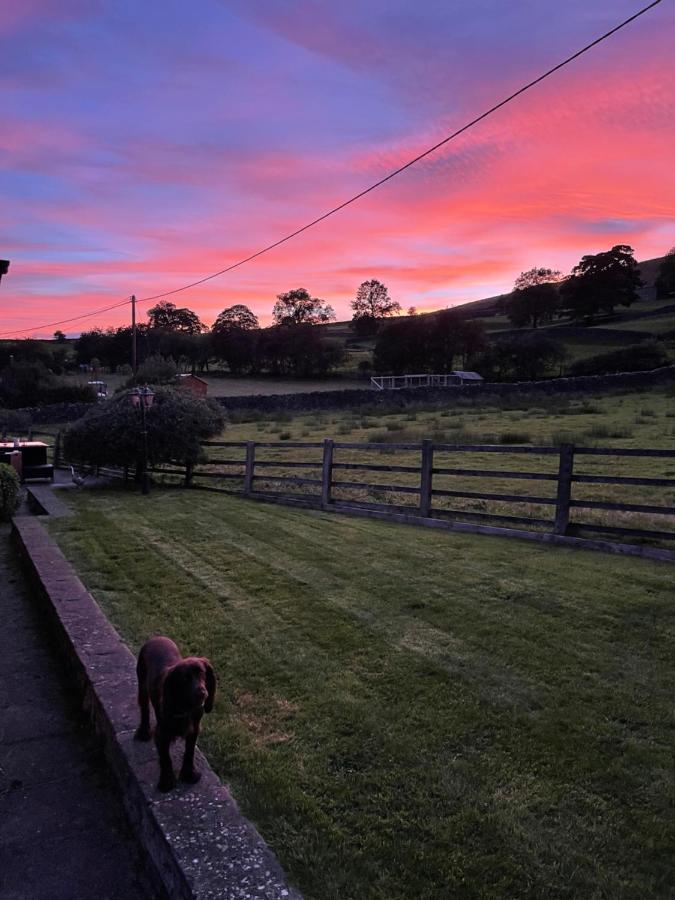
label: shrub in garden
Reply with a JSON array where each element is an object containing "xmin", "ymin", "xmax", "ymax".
[
  {"xmin": 124, "ymin": 354, "xmax": 178, "ymax": 387},
  {"xmin": 0, "ymin": 463, "xmax": 21, "ymax": 520},
  {"xmin": 63, "ymin": 387, "xmax": 225, "ymax": 475}
]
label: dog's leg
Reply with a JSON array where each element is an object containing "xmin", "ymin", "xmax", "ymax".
[
  {"xmin": 134, "ymin": 656, "xmax": 152, "ymax": 741},
  {"xmin": 155, "ymin": 726, "xmax": 176, "ymax": 792},
  {"xmin": 179, "ymin": 720, "xmax": 202, "ymax": 785}
]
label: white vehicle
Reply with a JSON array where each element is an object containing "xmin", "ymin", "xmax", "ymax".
[{"xmin": 87, "ymin": 380, "xmax": 108, "ymax": 400}]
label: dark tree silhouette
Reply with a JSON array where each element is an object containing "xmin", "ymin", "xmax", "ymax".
[
  {"xmin": 147, "ymin": 301, "xmax": 206, "ymax": 334},
  {"xmin": 513, "ymin": 268, "xmax": 563, "ymax": 291},
  {"xmin": 560, "ymin": 245, "xmax": 642, "ymax": 321},
  {"xmin": 373, "ymin": 312, "xmax": 485, "ymax": 375},
  {"xmin": 655, "ymin": 248, "xmax": 675, "ymax": 298},
  {"xmin": 350, "ymin": 280, "xmax": 401, "ymax": 336},
  {"xmin": 212, "ymin": 304, "xmax": 259, "ymax": 332},
  {"xmin": 506, "ymin": 268, "xmax": 562, "ymax": 329},
  {"xmin": 272, "ymin": 288, "xmax": 335, "ymax": 326}
]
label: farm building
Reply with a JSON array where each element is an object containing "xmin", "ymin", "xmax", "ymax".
[{"xmin": 176, "ymin": 373, "xmax": 208, "ymax": 397}]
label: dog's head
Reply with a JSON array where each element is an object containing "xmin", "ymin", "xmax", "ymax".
[{"xmin": 161, "ymin": 657, "xmax": 216, "ymax": 719}]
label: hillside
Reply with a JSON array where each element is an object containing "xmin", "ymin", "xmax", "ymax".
[{"xmin": 322, "ymin": 253, "xmax": 674, "ymax": 374}]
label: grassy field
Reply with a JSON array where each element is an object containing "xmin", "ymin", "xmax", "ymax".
[
  {"xmin": 48, "ymin": 487, "xmax": 675, "ymax": 899},
  {"xmin": 196, "ymin": 386, "xmax": 675, "ymax": 539}
]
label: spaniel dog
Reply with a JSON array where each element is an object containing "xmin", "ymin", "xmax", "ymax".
[{"xmin": 134, "ymin": 636, "xmax": 216, "ymax": 792}]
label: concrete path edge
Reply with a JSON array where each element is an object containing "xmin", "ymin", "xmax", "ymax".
[{"xmin": 12, "ymin": 515, "xmax": 301, "ymax": 900}]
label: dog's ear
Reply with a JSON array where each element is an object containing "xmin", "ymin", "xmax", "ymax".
[{"xmin": 201, "ymin": 659, "xmax": 216, "ymax": 713}]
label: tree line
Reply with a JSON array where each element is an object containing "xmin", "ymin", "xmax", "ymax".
[{"xmin": 4, "ymin": 243, "xmax": 670, "ymax": 386}]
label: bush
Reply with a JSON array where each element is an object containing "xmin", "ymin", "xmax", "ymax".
[
  {"xmin": 567, "ymin": 342, "xmax": 669, "ymax": 377},
  {"xmin": 0, "ymin": 361, "xmax": 95, "ymax": 408},
  {"xmin": 125, "ymin": 355, "xmax": 178, "ymax": 386},
  {"xmin": 0, "ymin": 463, "xmax": 21, "ymax": 520},
  {"xmin": 63, "ymin": 387, "xmax": 226, "ymax": 473}
]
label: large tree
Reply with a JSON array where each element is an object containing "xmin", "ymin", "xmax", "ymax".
[
  {"xmin": 506, "ymin": 268, "xmax": 562, "ymax": 329},
  {"xmin": 475, "ymin": 334, "xmax": 567, "ymax": 381},
  {"xmin": 350, "ymin": 280, "xmax": 401, "ymax": 336},
  {"xmin": 212, "ymin": 304, "xmax": 259, "ymax": 333},
  {"xmin": 655, "ymin": 248, "xmax": 675, "ymax": 298},
  {"xmin": 272, "ymin": 288, "xmax": 335, "ymax": 327},
  {"xmin": 147, "ymin": 301, "xmax": 206, "ymax": 334},
  {"xmin": 373, "ymin": 313, "xmax": 486, "ymax": 375},
  {"xmin": 210, "ymin": 305, "xmax": 259, "ymax": 375},
  {"xmin": 560, "ymin": 245, "xmax": 642, "ymax": 321}
]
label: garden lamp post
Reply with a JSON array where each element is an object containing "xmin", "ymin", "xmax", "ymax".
[{"xmin": 130, "ymin": 386, "xmax": 154, "ymax": 495}]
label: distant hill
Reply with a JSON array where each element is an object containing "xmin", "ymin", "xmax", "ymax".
[{"xmin": 447, "ymin": 254, "xmax": 666, "ymax": 319}]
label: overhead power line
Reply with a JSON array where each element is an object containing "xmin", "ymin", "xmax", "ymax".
[
  {"xmin": 134, "ymin": 0, "xmax": 661, "ymax": 306},
  {"xmin": 0, "ymin": 298, "xmax": 132, "ymax": 338},
  {"xmin": 1, "ymin": 0, "xmax": 661, "ymax": 338}
]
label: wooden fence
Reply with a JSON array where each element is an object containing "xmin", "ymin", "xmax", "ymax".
[{"xmin": 166, "ymin": 438, "xmax": 675, "ymax": 561}]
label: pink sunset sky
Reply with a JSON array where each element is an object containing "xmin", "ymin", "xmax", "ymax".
[{"xmin": 1, "ymin": 0, "xmax": 674, "ymax": 337}]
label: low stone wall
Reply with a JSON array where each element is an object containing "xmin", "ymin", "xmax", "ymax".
[
  {"xmin": 15, "ymin": 364, "xmax": 675, "ymax": 422},
  {"xmin": 217, "ymin": 365, "xmax": 675, "ymax": 414}
]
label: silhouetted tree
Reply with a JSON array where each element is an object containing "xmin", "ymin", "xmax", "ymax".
[
  {"xmin": 475, "ymin": 334, "xmax": 567, "ymax": 381},
  {"xmin": 272, "ymin": 288, "xmax": 335, "ymax": 326},
  {"xmin": 506, "ymin": 283, "xmax": 560, "ymax": 329},
  {"xmin": 374, "ymin": 318, "xmax": 427, "ymax": 374},
  {"xmin": 255, "ymin": 325, "xmax": 343, "ymax": 377},
  {"xmin": 147, "ymin": 301, "xmax": 206, "ymax": 334},
  {"xmin": 212, "ymin": 304, "xmax": 259, "ymax": 332},
  {"xmin": 455, "ymin": 318, "xmax": 487, "ymax": 367},
  {"xmin": 513, "ymin": 268, "xmax": 563, "ymax": 292},
  {"xmin": 374, "ymin": 312, "xmax": 486, "ymax": 376},
  {"xmin": 506, "ymin": 268, "xmax": 562, "ymax": 329},
  {"xmin": 655, "ymin": 248, "xmax": 675, "ymax": 298},
  {"xmin": 560, "ymin": 245, "xmax": 642, "ymax": 321},
  {"xmin": 350, "ymin": 280, "xmax": 400, "ymax": 336}
]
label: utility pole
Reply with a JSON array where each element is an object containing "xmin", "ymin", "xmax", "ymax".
[{"xmin": 131, "ymin": 294, "xmax": 137, "ymax": 375}]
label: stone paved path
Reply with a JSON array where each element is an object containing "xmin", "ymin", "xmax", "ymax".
[{"xmin": 0, "ymin": 519, "xmax": 160, "ymax": 900}]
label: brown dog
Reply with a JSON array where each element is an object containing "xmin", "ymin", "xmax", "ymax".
[{"xmin": 134, "ymin": 636, "xmax": 216, "ymax": 792}]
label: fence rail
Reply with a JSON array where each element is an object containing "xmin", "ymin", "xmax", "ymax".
[
  {"xmin": 167, "ymin": 437, "xmax": 675, "ymax": 560},
  {"xmin": 53, "ymin": 429, "xmax": 675, "ymax": 560}
]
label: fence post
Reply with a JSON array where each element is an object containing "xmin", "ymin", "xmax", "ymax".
[
  {"xmin": 554, "ymin": 443, "xmax": 574, "ymax": 535},
  {"xmin": 244, "ymin": 441, "xmax": 255, "ymax": 496},
  {"xmin": 321, "ymin": 438, "xmax": 334, "ymax": 508},
  {"xmin": 185, "ymin": 460, "xmax": 194, "ymax": 488},
  {"xmin": 419, "ymin": 439, "xmax": 434, "ymax": 518}
]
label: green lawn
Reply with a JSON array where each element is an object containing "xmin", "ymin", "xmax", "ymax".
[{"xmin": 48, "ymin": 488, "xmax": 675, "ymax": 899}]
